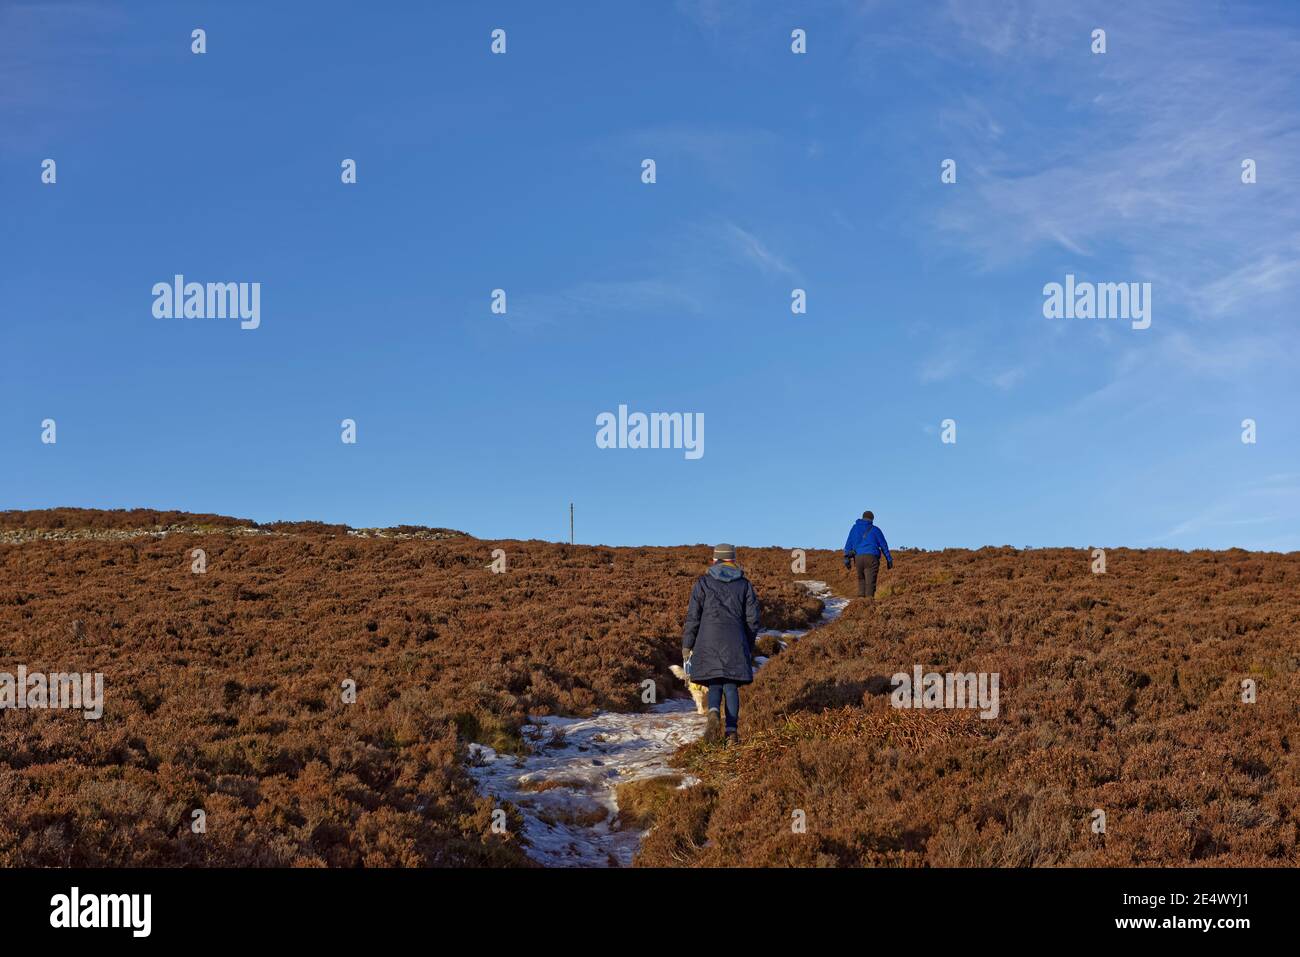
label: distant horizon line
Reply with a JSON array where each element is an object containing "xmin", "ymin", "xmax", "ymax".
[{"xmin": 0, "ymin": 506, "xmax": 1292, "ymax": 554}]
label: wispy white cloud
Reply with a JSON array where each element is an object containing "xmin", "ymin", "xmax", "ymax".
[
  {"xmin": 619, "ymin": 125, "xmax": 780, "ymax": 186},
  {"xmin": 674, "ymin": 0, "xmax": 740, "ymax": 31},
  {"xmin": 1193, "ymin": 251, "xmax": 1300, "ymax": 320},
  {"xmin": 934, "ymin": 3, "xmax": 1300, "ymax": 322},
  {"xmin": 493, "ymin": 214, "xmax": 799, "ymax": 333},
  {"xmin": 918, "ymin": 353, "xmax": 961, "ymax": 384},
  {"xmin": 988, "ymin": 366, "xmax": 1026, "ymax": 391},
  {"xmin": 915, "ymin": 337, "xmax": 1030, "ymax": 391},
  {"xmin": 1153, "ymin": 474, "xmax": 1300, "ymax": 549},
  {"xmin": 910, "ymin": 0, "xmax": 1300, "ymax": 408},
  {"xmin": 719, "ymin": 221, "xmax": 797, "ymax": 278},
  {"xmin": 501, "ymin": 278, "xmax": 706, "ymax": 331}
]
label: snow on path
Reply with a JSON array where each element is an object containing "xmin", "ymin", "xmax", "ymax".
[{"xmin": 467, "ymin": 580, "xmax": 850, "ymax": 868}]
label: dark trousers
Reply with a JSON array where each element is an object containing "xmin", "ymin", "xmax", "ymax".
[
  {"xmin": 855, "ymin": 553, "xmax": 880, "ymax": 597},
  {"xmin": 705, "ymin": 681, "xmax": 740, "ymax": 731}
]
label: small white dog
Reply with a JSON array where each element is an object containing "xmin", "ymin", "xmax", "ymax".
[{"xmin": 668, "ymin": 664, "xmax": 709, "ymax": 714}]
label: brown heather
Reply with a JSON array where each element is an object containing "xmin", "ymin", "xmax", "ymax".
[
  {"xmin": 0, "ymin": 510, "xmax": 820, "ymax": 867},
  {"xmin": 3, "ymin": 511, "xmax": 1295, "ymax": 868},
  {"xmin": 637, "ymin": 546, "xmax": 1300, "ymax": 867}
]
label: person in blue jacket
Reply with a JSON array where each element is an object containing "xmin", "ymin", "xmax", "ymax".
[{"xmin": 843, "ymin": 510, "xmax": 893, "ymax": 597}]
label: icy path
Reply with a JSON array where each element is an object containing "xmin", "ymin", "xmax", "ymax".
[{"xmin": 467, "ymin": 579, "xmax": 849, "ymax": 868}]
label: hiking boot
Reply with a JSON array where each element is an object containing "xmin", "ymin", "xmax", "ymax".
[
  {"xmin": 703, "ymin": 708, "xmax": 722, "ymax": 743},
  {"xmin": 725, "ymin": 731, "xmax": 740, "ymax": 747}
]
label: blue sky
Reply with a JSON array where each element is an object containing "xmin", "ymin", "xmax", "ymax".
[{"xmin": 3, "ymin": 0, "xmax": 1298, "ymax": 550}]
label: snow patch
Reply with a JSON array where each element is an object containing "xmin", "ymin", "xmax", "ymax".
[{"xmin": 467, "ymin": 579, "xmax": 846, "ymax": 868}]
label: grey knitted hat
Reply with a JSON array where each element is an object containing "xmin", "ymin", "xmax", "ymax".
[{"xmin": 713, "ymin": 543, "xmax": 736, "ymax": 561}]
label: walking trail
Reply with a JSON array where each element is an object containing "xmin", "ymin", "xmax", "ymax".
[{"xmin": 467, "ymin": 579, "xmax": 850, "ymax": 867}]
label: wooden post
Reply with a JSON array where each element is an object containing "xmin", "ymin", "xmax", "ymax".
[{"xmin": 569, "ymin": 503, "xmax": 574, "ymax": 544}]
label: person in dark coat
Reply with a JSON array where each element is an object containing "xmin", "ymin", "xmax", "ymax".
[
  {"xmin": 843, "ymin": 510, "xmax": 893, "ymax": 598},
  {"xmin": 682, "ymin": 543, "xmax": 761, "ymax": 745}
]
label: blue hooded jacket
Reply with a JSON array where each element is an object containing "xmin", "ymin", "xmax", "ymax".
[{"xmin": 844, "ymin": 519, "xmax": 891, "ymax": 561}]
